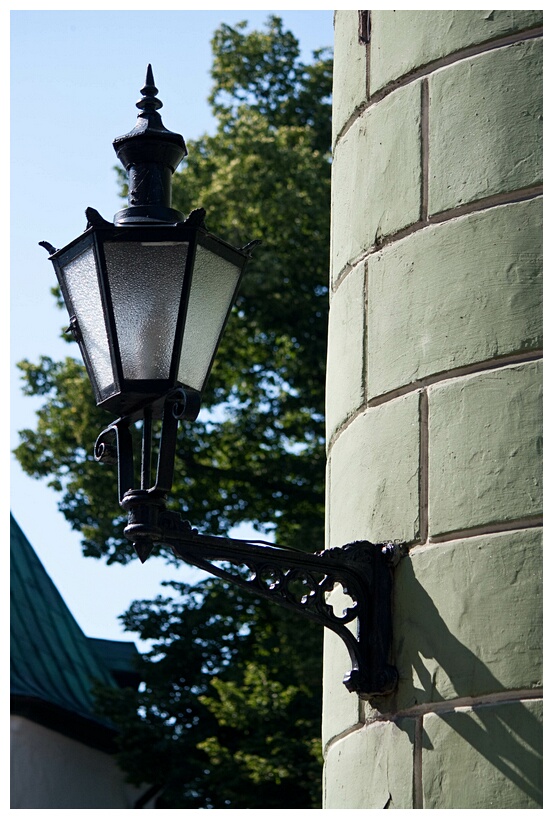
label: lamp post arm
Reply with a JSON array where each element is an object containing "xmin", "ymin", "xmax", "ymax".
[
  {"xmin": 121, "ymin": 491, "xmax": 405, "ymax": 699},
  {"xmin": 94, "ymin": 390, "xmax": 406, "ymax": 699}
]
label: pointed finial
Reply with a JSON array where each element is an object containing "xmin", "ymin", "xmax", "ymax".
[
  {"xmin": 133, "ymin": 540, "xmax": 156, "ymax": 563},
  {"xmin": 136, "ymin": 64, "xmax": 163, "ymax": 115}
]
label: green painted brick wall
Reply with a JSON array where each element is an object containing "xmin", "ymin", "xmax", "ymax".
[{"xmin": 324, "ymin": 10, "xmax": 542, "ymax": 810}]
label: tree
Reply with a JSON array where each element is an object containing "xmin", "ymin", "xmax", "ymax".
[
  {"xmin": 95, "ymin": 576, "xmax": 323, "ymax": 808},
  {"xmin": 15, "ymin": 16, "xmax": 332, "ymax": 808}
]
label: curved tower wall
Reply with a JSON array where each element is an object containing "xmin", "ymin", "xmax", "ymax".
[{"xmin": 324, "ymin": 10, "xmax": 542, "ymax": 809}]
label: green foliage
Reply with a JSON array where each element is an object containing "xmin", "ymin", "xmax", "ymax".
[
  {"xmin": 208, "ymin": 15, "xmax": 332, "ymax": 151},
  {"xmin": 15, "ymin": 15, "xmax": 332, "ymax": 808},
  {"xmin": 96, "ymin": 577, "xmax": 323, "ymax": 808},
  {"xmin": 15, "ymin": 356, "xmax": 134, "ymax": 562}
]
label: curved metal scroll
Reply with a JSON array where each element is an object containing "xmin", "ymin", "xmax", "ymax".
[
  {"xmin": 94, "ymin": 418, "xmax": 134, "ymax": 502},
  {"xmin": 93, "ymin": 389, "xmax": 406, "ymax": 698},
  {"xmin": 94, "ymin": 389, "xmax": 188, "ymax": 502},
  {"xmin": 120, "ymin": 488, "xmax": 404, "ymax": 698},
  {"xmin": 168, "ymin": 532, "xmax": 403, "ymax": 698}
]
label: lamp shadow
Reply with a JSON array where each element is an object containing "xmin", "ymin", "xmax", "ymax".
[{"xmin": 392, "ymin": 557, "xmax": 542, "ymax": 806}]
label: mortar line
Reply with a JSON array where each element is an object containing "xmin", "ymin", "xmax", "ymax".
[
  {"xmin": 334, "ymin": 25, "xmax": 543, "ymax": 144},
  {"xmin": 324, "ymin": 453, "xmax": 331, "ymax": 547},
  {"xmin": 419, "ymin": 390, "xmax": 429, "ymax": 546},
  {"xmin": 421, "ymin": 79, "xmax": 429, "ymax": 223},
  {"xmin": 332, "ymin": 261, "xmax": 354, "ymax": 293},
  {"xmin": 428, "ymin": 185, "xmax": 543, "ymax": 227},
  {"xmin": 366, "ymin": 20, "xmax": 371, "ymax": 103},
  {"xmin": 327, "ymin": 351, "xmax": 542, "ymax": 453},
  {"xmin": 362, "ymin": 12, "xmax": 371, "ymax": 102},
  {"xmin": 358, "ymin": 10, "xmax": 370, "ymax": 45},
  {"xmin": 428, "ymin": 516, "xmax": 543, "ymax": 545},
  {"xmin": 330, "ymin": 187, "xmax": 542, "ymax": 293},
  {"xmin": 323, "ymin": 688, "xmax": 543, "ymax": 766},
  {"xmin": 413, "ymin": 716, "xmax": 424, "ymax": 809},
  {"xmin": 388, "ymin": 688, "xmax": 544, "ymax": 721},
  {"xmin": 366, "ymin": 351, "xmax": 543, "ymax": 408},
  {"xmin": 362, "ymin": 260, "xmax": 368, "ymax": 406},
  {"xmin": 322, "ymin": 720, "xmax": 364, "ymax": 758},
  {"xmin": 326, "ymin": 403, "xmax": 367, "ymax": 455}
]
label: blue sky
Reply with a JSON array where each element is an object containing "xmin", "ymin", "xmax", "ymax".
[{"xmin": 9, "ymin": 8, "xmax": 334, "ymax": 650}]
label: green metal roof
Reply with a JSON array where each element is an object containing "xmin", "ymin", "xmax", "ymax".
[
  {"xmin": 10, "ymin": 513, "xmax": 136, "ymax": 737},
  {"xmin": 89, "ymin": 637, "xmax": 142, "ymax": 689}
]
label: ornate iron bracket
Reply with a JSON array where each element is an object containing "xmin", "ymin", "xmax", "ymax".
[{"xmin": 95, "ymin": 391, "xmax": 406, "ymax": 699}]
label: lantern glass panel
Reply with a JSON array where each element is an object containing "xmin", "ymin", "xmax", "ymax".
[
  {"xmin": 177, "ymin": 244, "xmax": 242, "ymax": 392},
  {"xmin": 104, "ymin": 241, "xmax": 190, "ymax": 381},
  {"xmin": 61, "ymin": 244, "xmax": 114, "ymax": 398}
]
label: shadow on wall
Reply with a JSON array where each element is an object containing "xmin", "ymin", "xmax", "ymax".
[{"xmin": 393, "ymin": 555, "xmax": 542, "ymax": 806}]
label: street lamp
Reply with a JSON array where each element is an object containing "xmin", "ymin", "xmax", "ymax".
[{"xmin": 41, "ymin": 67, "xmax": 404, "ymax": 699}]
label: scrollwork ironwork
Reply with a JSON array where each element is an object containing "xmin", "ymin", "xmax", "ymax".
[{"xmin": 94, "ymin": 400, "xmax": 406, "ymax": 698}]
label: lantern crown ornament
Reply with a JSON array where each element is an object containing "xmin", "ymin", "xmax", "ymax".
[
  {"xmin": 40, "ymin": 68, "xmax": 405, "ymax": 700},
  {"xmin": 112, "ymin": 63, "xmax": 188, "ymax": 226}
]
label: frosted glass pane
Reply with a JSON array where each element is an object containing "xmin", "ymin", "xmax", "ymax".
[
  {"xmin": 62, "ymin": 246, "xmax": 114, "ymax": 395},
  {"xmin": 177, "ymin": 245, "xmax": 241, "ymax": 391},
  {"xmin": 104, "ymin": 242, "xmax": 189, "ymax": 380}
]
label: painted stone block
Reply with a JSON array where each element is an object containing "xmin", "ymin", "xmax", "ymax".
[
  {"xmin": 428, "ymin": 361, "xmax": 542, "ymax": 536},
  {"xmin": 394, "ymin": 529, "xmax": 542, "ymax": 709},
  {"xmin": 370, "ymin": 10, "xmax": 543, "ymax": 94},
  {"xmin": 428, "ymin": 39, "xmax": 542, "ymax": 214},
  {"xmin": 422, "ymin": 699, "xmax": 542, "ymax": 808},
  {"xmin": 367, "ymin": 198, "xmax": 542, "ymax": 399},
  {"xmin": 328, "ymin": 392, "xmax": 420, "ymax": 547},
  {"xmin": 332, "ymin": 11, "xmax": 367, "ymax": 145},
  {"xmin": 331, "ymin": 82, "xmax": 421, "ymax": 280},
  {"xmin": 324, "ymin": 719, "xmax": 415, "ymax": 808},
  {"xmin": 326, "ymin": 262, "xmax": 365, "ymax": 440}
]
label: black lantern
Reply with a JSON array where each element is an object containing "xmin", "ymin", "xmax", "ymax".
[
  {"xmin": 43, "ymin": 66, "xmax": 250, "ymax": 421},
  {"xmin": 41, "ymin": 67, "xmax": 405, "ymax": 699}
]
